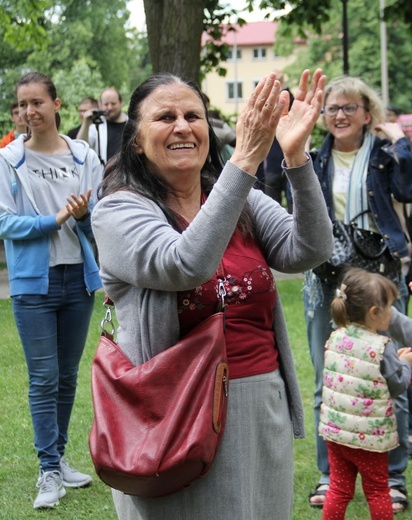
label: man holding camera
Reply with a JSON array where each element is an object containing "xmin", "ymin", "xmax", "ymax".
[
  {"xmin": 67, "ymin": 97, "xmax": 99, "ymax": 139},
  {"xmin": 77, "ymin": 88, "xmax": 128, "ymax": 165}
]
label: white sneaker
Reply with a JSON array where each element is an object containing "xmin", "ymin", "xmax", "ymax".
[
  {"xmin": 60, "ymin": 457, "xmax": 93, "ymax": 488},
  {"xmin": 33, "ymin": 470, "xmax": 66, "ymax": 509}
]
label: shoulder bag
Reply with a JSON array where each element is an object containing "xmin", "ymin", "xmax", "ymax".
[
  {"xmin": 313, "ymin": 211, "xmax": 401, "ymax": 285},
  {"xmin": 89, "ymin": 283, "xmax": 229, "ymax": 498}
]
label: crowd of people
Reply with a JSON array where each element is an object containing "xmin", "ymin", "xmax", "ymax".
[
  {"xmin": 0, "ymin": 66, "xmax": 411, "ymax": 519},
  {"xmin": 76, "ymin": 87, "xmax": 128, "ymax": 165}
]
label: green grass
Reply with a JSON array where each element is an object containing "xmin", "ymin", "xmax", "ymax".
[
  {"xmin": 0, "ymin": 281, "xmax": 410, "ymax": 519},
  {"xmin": 0, "ymin": 293, "xmax": 117, "ymax": 519}
]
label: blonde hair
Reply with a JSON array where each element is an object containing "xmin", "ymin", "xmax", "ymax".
[
  {"xmin": 331, "ymin": 267, "xmax": 398, "ymax": 328},
  {"xmin": 322, "ymin": 76, "xmax": 385, "ymax": 130}
]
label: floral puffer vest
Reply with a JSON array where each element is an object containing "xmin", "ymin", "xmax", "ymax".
[{"xmin": 319, "ymin": 323, "xmax": 398, "ymax": 452}]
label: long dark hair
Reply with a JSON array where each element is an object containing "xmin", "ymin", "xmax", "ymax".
[
  {"xmin": 101, "ymin": 72, "xmax": 255, "ymax": 236},
  {"xmin": 16, "ymin": 72, "xmax": 61, "ymax": 138}
]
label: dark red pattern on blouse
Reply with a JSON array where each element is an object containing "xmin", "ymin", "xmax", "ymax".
[{"xmin": 177, "ymin": 228, "xmax": 278, "ymax": 379}]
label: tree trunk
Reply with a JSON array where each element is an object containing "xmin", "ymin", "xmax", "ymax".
[{"xmin": 143, "ymin": 0, "xmax": 205, "ymax": 82}]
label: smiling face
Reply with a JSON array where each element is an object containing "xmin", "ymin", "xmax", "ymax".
[
  {"xmin": 324, "ymin": 91, "xmax": 372, "ymax": 151},
  {"xmin": 17, "ymin": 82, "xmax": 60, "ymax": 134},
  {"xmin": 100, "ymin": 89, "xmax": 123, "ymax": 122},
  {"xmin": 135, "ymin": 83, "xmax": 210, "ymax": 186}
]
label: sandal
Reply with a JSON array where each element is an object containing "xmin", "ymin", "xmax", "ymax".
[
  {"xmin": 390, "ymin": 486, "xmax": 409, "ymax": 514},
  {"xmin": 308, "ymin": 483, "xmax": 329, "ymax": 508}
]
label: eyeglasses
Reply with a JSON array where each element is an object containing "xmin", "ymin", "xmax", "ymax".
[{"xmin": 324, "ymin": 103, "xmax": 366, "ymax": 117}]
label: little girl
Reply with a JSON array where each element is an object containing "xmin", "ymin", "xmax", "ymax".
[{"xmin": 319, "ymin": 267, "xmax": 412, "ymax": 520}]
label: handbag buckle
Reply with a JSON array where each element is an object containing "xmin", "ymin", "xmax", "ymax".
[
  {"xmin": 217, "ymin": 279, "xmax": 226, "ymax": 312},
  {"xmin": 101, "ymin": 301, "xmax": 116, "ymax": 337}
]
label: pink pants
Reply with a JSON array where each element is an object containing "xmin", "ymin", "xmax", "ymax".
[{"xmin": 322, "ymin": 441, "xmax": 393, "ymax": 520}]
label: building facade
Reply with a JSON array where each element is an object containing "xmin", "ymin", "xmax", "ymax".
[{"xmin": 201, "ymin": 21, "xmax": 299, "ymax": 119}]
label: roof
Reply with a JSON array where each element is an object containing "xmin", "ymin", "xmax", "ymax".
[{"xmin": 202, "ymin": 21, "xmax": 278, "ymax": 47}]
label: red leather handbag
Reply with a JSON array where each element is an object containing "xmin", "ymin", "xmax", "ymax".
[{"xmin": 89, "ymin": 292, "xmax": 229, "ymax": 498}]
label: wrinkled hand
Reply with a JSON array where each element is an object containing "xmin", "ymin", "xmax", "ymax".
[
  {"xmin": 374, "ymin": 121, "xmax": 406, "ymax": 143},
  {"xmin": 229, "ymin": 69, "xmax": 325, "ymax": 174},
  {"xmin": 230, "ymin": 72, "xmax": 285, "ymax": 174},
  {"xmin": 276, "ymin": 69, "xmax": 326, "ymax": 167}
]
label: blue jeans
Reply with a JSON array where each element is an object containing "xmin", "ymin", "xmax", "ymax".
[
  {"xmin": 303, "ymin": 274, "xmax": 410, "ymax": 490},
  {"xmin": 12, "ymin": 264, "xmax": 95, "ymax": 472}
]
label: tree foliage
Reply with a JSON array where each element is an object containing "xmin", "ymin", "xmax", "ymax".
[
  {"xmin": 141, "ymin": 0, "xmax": 411, "ymax": 82},
  {"xmin": 275, "ymin": 0, "xmax": 412, "ymax": 111},
  {"xmin": 0, "ymin": 0, "xmax": 152, "ymax": 134},
  {"xmin": 0, "ymin": 0, "xmax": 53, "ymax": 50},
  {"xmin": 1, "ymin": 0, "xmax": 411, "ymax": 135},
  {"xmin": 252, "ymin": 0, "xmax": 412, "ymax": 35}
]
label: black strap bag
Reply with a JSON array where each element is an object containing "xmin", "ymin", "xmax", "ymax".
[{"xmin": 313, "ymin": 212, "xmax": 401, "ymax": 285}]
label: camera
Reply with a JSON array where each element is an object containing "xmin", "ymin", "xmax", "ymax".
[{"xmin": 92, "ymin": 109, "xmax": 109, "ymax": 125}]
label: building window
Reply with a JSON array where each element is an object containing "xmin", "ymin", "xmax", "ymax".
[
  {"xmin": 227, "ymin": 81, "xmax": 243, "ymax": 100},
  {"xmin": 252, "ymin": 78, "xmax": 261, "ymax": 89},
  {"xmin": 253, "ymin": 47, "xmax": 267, "ymax": 60},
  {"xmin": 227, "ymin": 47, "xmax": 242, "ymax": 61}
]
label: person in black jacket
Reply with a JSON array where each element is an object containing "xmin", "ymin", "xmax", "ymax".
[{"xmin": 263, "ymin": 72, "xmax": 294, "ymax": 212}]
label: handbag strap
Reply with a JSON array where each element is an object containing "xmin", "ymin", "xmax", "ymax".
[
  {"xmin": 350, "ymin": 209, "xmax": 371, "ymax": 226},
  {"xmin": 334, "ymin": 210, "xmax": 371, "ymax": 226}
]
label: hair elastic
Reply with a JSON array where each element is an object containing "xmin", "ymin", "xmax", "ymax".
[{"xmin": 336, "ymin": 284, "xmax": 347, "ymax": 301}]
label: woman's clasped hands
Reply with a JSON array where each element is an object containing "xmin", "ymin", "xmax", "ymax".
[
  {"xmin": 230, "ymin": 68, "xmax": 326, "ymax": 173},
  {"xmin": 56, "ymin": 188, "xmax": 92, "ymax": 226}
]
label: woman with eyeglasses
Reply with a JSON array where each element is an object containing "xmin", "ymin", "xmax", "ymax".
[{"xmin": 304, "ymin": 76, "xmax": 412, "ymax": 514}]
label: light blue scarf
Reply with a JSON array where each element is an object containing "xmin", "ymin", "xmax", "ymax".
[{"xmin": 345, "ymin": 131, "xmax": 376, "ymax": 229}]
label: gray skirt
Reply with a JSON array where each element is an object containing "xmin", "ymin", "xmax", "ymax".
[{"xmin": 112, "ymin": 369, "xmax": 294, "ymax": 520}]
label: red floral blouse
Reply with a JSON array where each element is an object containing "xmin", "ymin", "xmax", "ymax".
[{"xmin": 177, "ymin": 227, "xmax": 279, "ymax": 379}]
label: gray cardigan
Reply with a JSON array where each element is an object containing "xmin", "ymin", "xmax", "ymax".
[{"xmin": 92, "ymin": 160, "xmax": 333, "ymax": 438}]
